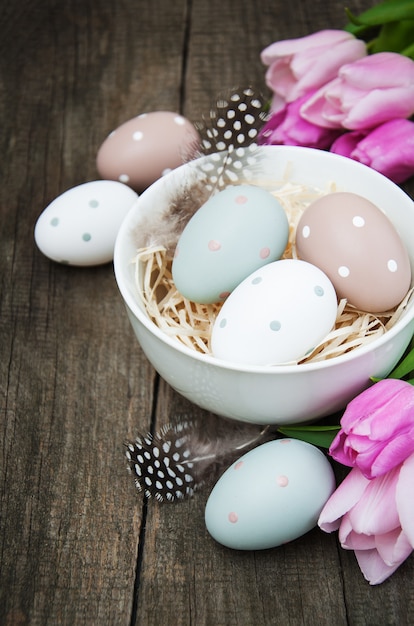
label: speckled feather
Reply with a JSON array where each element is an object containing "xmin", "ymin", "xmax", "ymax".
[
  {"xmin": 125, "ymin": 421, "xmax": 273, "ymax": 502},
  {"xmin": 131, "ymin": 87, "xmax": 269, "ymax": 254},
  {"xmin": 194, "ymin": 86, "xmax": 269, "ymax": 157}
]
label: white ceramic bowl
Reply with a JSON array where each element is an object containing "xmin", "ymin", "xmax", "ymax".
[{"xmin": 114, "ymin": 146, "xmax": 414, "ymax": 425}]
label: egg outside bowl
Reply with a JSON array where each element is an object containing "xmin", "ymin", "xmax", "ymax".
[{"xmin": 114, "ymin": 145, "xmax": 414, "ymax": 425}]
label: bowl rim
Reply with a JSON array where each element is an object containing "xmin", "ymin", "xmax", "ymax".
[{"xmin": 114, "ymin": 145, "xmax": 414, "ymax": 375}]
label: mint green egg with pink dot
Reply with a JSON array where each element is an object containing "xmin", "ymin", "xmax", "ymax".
[
  {"xmin": 205, "ymin": 438, "xmax": 335, "ymax": 551},
  {"xmin": 171, "ymin": 184, "xmax": 289, "ymax": 303}
]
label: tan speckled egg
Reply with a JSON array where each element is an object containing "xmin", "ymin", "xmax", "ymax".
[
  {"xmin": 96, "ymin": 111, "xmax": 200, "ymax": 192},
  {"xmin": 296, "ymin": 192, "xmax": 411, "ymax": 313}
]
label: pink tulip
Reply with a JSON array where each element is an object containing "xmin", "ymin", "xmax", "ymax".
[
  {"xmin": 258, "ymin": 91, "xmax": 343, "ymax": 149},
  {"xmin": 330, "ymin": 379, "xmax": 414, "ymax": 480},
  {"xmin": 301, "ymin": 52, "xmax": 414, "ymax": 130},
  {"xmin": 318, "ymin": 454, "xmax": 414, "ymax": 585},
  {"xmin": 330, "ymin": 119, "xmax": 414, "ymax": 183},
  {"xmin": 261, "ymin": 30, "xmax": 366, "ymax": 113}
]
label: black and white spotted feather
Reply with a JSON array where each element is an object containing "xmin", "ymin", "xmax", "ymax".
[
  {"xmin": 125, "ymin": 420, "xmax": 273, "ymax": 503},
  {"xmin": 131, "ymin": 87, "xmax": 269, "ymax": 254},
  {"xmin": 194, "ymin": 86, "xmax": 269, "ymax": 190},
  {"xmin": 195, "ymin": 86, "xmax": 269, "ymax": 155}
]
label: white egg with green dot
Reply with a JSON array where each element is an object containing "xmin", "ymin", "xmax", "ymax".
[
  {"xmin": 34, "ymin": 180, "xmax": 138, "ymax": 266},
  {"xmin": 211, "ymin": 259, "xmax": 338, "ymax": 366}
]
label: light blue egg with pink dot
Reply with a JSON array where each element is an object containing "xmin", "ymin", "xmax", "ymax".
[
  {"xmin": 205, "ymin": 438, "xmax": 336, "ymax": 551},
  {"xmin": 172, "ymin": 184, "xmax": 289, "ymax": 303}
]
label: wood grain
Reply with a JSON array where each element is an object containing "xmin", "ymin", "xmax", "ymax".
[{"xmin": 1, "ymin": 1, "xmax": 414, "ymax": 624}]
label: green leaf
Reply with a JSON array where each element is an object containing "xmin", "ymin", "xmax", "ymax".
[
  {"xmin": 263, "ymin": 99, "xmax": 271, "ymax": 113},
  {"xmin": 387, "ymin": 346, "xmax": 414, "ymax": 380},
  {"xmin": 401, "ymin": 41, "xmax": 414, "ymax": 58},
  {"xmin": 344, "ymin": 19, "xmax": 379, "ymax": 38},
  {"xmin": 277, "ymin": 425, "xmax": 340, "ymax": 449},
  {"xmin": 370, "ymin": 19, "xmax": 414, "ymax": 53},
  {"xmin": 345, "ymin": 8, "xmax": 375, "ymax": 29},
  {"xmin": 345, "ymin": 0, "xmax": 414, "ymax": 28}
]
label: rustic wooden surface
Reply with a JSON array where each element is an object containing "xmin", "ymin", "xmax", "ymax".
[{"xmin": 2, "ymin": 1, "xmax": 414, "ymax": 624}]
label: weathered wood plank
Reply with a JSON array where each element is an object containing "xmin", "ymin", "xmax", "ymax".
[
  {"xmin": 0, "ymin": 0, "xmax": 187, "ymax": 623},
  {"xmin": 2, "ymin": 0, "xmax": 414, "ymax": 624}
]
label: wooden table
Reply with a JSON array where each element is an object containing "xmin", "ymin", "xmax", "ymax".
[{"xmin": 2, "ymin": 1, "xmax": 414, "ymax": 624}]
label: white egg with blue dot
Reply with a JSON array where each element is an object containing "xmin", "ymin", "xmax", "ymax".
[
  {"xmin": 34, "ymin": 180, "xmax": 138, "ymax": 266},
  {"xmin": 211, "ymin": 259, "xmax": 337, "ymax": 365},
  {"xmin": 205, "ymin": 438, "xmax": 336, "ymax": 550}
]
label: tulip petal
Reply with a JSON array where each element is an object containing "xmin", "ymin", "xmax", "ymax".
[
  {"xmin": 345, "ymin": 433, "xmax": 374, "ymax": 453},
  {"xmin": 342, "ymin": 85, "xmax": 414, "ymax": 129},
  {"xmin": 318, "ymin": 468, "xmax": 369, "ymax": 532},
  {"xmin": 396, "ymin": 453, "xmax": 414, "ymax": 547},
  {"xmin": 375, "ymin": 528, "xmax": 412, "ymax": 567},
  {"xmin": 338, "ymin": 52, "xmax": 414, "ymax": 89},
  {"xmin": 330, "ymin": 131, "xmax": 366, "ymax": 157},
  {"xmin": 339, "ymin": 521, "xmax": 376, "ymax": 550},
  {"xmin": 341, "ymin": 380, "xmax": 414, "ymax": 438},
  {"xmin": 349, "ymin": 119, "xmax": 414, "ymax": 183},
  {"xmin": 288, "ymin": 38, "xmax": 366, "ymax": 102},
  {"xmin": 265, "ymin": 60, "xmax": 297, "ymax": 100},
  {"xmin": 370, "ymin": 432, "xmax": 414, "ymax": 478},
  {"xmin": 337, "ymin": 512, "xmax": 354, "ymax": 546},
  {"xmin": 301, "ymin": 52, "xmax": 414, "ymax": 130},
  {"xmin": 354, "ymin": 548, "xmax": 402, "ymax": 585},
  {"xmin": 300, "ymin": 82, "xmax": 344, "ymax": 128},
  {"xmin": 329, "ymin": 380, "xmax": 414, "ymax": 477},
  {"xmin": 261, "ymin": 30, "xmax": 355, "ymax": 63},
  {"xmin": 259, "ymin": 92, "xmax": 343, "ymax": 149},
  {"xmin": 270, "ymin": 93, "xmax": 286, "ymax": 115},
  {"xmin": 348, "ymin": 468, "xmax": 400, "ymax": 536},
  {"xmin": 258, "ymin": 107, "xmax": 286, "ymax": 143}
]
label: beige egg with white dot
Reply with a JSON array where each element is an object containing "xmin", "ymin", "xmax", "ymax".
[
  {"xmin": 96, "ymin": 111, "xmax": 200, "ymax": 192},
  {"xmin": 296, "ymin": 192, "xmax": 411, "ymax": 312}
]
